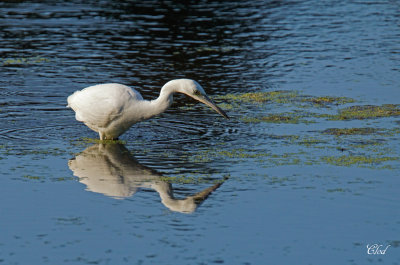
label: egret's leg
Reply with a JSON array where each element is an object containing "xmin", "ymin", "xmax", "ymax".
[{"xmin": 99, "ymin": 132, "xmax": 104, "ymax": 140}]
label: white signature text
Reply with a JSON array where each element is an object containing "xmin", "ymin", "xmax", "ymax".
[{"xmin": 366, "ymin": 244, "xmax": 390, "ymax": 255}]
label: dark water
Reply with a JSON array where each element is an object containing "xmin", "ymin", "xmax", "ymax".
[{"xmin": 1, "ymin": 1, "xmax": 400, "ymax": 264}]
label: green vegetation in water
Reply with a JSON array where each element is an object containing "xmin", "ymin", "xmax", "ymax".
[
  {"xmin": 241, "ymin": 113, "xmax": 315, "ymax": 124},
  {"xmin": 331, "ymin": 104, "xmax": 400, "ymax": 120},
  {"xmin": 296, "ymin": 137, "xmax": 328, "ymax": 147},
  {"xmin": 242, "ymin": 114, "xmax": 300, "ymax": 124},
  {"xmin": 0, "ymin": 145, "xmax": 66, "ymax": 157},
  {"xmin": 264, "ymin": 153, "xmax": 303, "ymax": 167},
  {"xmin": 23, "ymin": 175, "xmax": 42, "ymax": 180},
  {"xmin": 52, "ymin": 177, "xmax": 76, "ymax": 182},
  {"xmin": 235, "ymin": 104, "xmax": 400, "ymax": 125},
  {"xmin": 268, "ymin": 134, "xmax": 300, "ymax": 141},
  {"xmin": 78, "ymin": 137, "xmax": 126, "ymax": 145},
  {"xmin": 321, "ymin": 155, "xmax": 399, "ymax": 168},
  {"xmin": 301, "ymin": 96, "xmax": 355, "ymax": 106},
  {"xmin": 3, "ymin": 56, "xmax": 50, "ymax": 65},
  {"xmin": 159, "ymin": 174, "xmax": 229, "ymax": 185},
  {"xmin": 322, "ymin": 127, "xmax": 381, "ymax": 136},
  {"xmin": 217, "ymin": 90, "xmax": 299, "ymax": 104},
  {"xmin": 177, "ymin": 89, "xmax": 400, "ymax": 171},
  {"xmin": 216, "ymin": 149, "xmax": 269, "ymax": 159},
  {"xmin": 217, "ymin": 90, "xmax": 355, "ymax": 107}
]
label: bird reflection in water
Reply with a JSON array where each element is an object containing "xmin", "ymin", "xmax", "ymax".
[{"xmin": 68, "ymin": 143, "xmax": 226, "ymax": 213}]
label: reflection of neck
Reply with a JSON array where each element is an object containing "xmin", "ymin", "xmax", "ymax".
[
  {"xmin": 150, "ymin": 180, "xmax": 224, "ymax": 214},
  {"xmin": 150, "ymin": 182, "xmax": 198, "ymax": 213}
]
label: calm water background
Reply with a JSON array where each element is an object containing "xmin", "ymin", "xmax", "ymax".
[{"xmin": 1, "ymin": 1, "xmax": 400, "ymax": 264}]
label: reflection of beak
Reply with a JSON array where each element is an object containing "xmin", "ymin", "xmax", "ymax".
[{"xmin": 196, "ymin": 94, "xmax": 229, "ymax": 119}]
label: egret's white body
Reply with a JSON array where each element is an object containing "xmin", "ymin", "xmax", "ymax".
[{"xmin": 67, "ymin": 79, "xmax": 228, "ymax": 140}]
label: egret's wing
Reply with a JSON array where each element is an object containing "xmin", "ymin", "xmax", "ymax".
[{"xmin": 68, "ymin": 84, "xmax": 142, "ymax": 128}]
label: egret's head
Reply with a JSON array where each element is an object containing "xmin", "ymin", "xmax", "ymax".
[{"xmin": 176, "ymin": 79, "xmax": 229, "ymax": 119}]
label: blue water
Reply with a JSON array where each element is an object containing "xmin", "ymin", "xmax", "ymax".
[{"xmin": 1, "ymin": 1, "xmax": 399, "ymax": 264}]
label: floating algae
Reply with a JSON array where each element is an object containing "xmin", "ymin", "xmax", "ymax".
[
  {"xmin": 217, "ymin": 90, "xmax": 299, "ymax": 104},
  {"xmin": 241, "ymin": 113, "xmax": 315, "ymax": 124},
  {"xmin": 242, "ymin": 114, "xmax": 300, "ymax": 124},
  {"xmin": 321, "ymin": 155, "xmax": 399, "ymax": 168},
  {"xmin": 322, "ymin": 127, "xmax": 381, "ymax": 136},
  {"xmin": 159, "ymin": 174, "xmax": 229, "ymax": 185},
  {"xmin": 217, "ymin": 90, "xmax": 355, "ymax": 108},
  {"xmin": 301, "ymin": 96, "xmax": 355, "ymax": 106},
  {"xmin": 3, "ymin": 56, "xmax": 50, "ymax": 66},
  {"xmin": 75, "ymin": 137, "xmax": 127, "ymax": 145},
  {"xmin": 331, "ymin": 104, "xmax": 400, "ymax": 120}
]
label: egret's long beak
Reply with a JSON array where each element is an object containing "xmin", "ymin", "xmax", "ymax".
[{"xmin": 196, "ymin": 94, "xmax": 229, "ymax": 119}]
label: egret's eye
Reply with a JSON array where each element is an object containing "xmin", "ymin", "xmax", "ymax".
[{"xmin": 194, "ymin": 90, "xmax": 202, "ymax": 96}]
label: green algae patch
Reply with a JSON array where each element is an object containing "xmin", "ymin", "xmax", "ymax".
[
  {"xmin": 297, "ymin": 137, "xmax": 328, "ymax": 147},
  {"xmin": 217, "ymin": 90, "xmax": 299, "ymax": 104},
  {"xmin": 0, "ymin": 145, "xmax": 67, "ymax": 157},
  {"xmin": 78, "ymin": 137, "xmax": 126, "ymax": 145},
  {"xmin": 259, "ymin": 114, "xmax": 299, "ymax": 123},
  {"xmin": 321, "ymin": 155, "xmax": 399, "ymax": 168},
  {"xmin": 332, "ymin": 104, "xmax": 400, "ymax": 120},
  {"xmin": 241, "ymin": 113, "xmax": 314, "ymax": 124},
  {"xmin": 322, "ymin": 127, "xmax": 381, "ymax": 136},
  {"xmin": 268, "ymin": 134, "xmax": 300, "ymax": 141},
  {"xmin": 159, "ymin": 174, "xmax": 229, "ymax": 185},
  {"xmin": 22, "ymin": 175, "xmax": 42, "ymax": 181},
  {"xmin": 242, "ymin": 114, "xmax": 299, "ymax": 124},
  {"xmin": 264, "ymin": 153, "xmax": 303, "ymax": 167},
  {"xmin": 3, "ymin": 56, "xmax": 50, "ymax": 66},
  {"xmin": 302, "ymin": 96, "xmax": 355, "ymax": 106},
  {"xmin": 217, "ymin": 90, "xmax": 355, "ymax": 108}
]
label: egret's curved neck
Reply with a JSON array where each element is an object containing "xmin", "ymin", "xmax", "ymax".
[{"xmin": 140, "ymin": 81, "xmax": 181, "ymax": 120}]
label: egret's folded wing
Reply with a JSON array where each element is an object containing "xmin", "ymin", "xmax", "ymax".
[{"xmin": 67, "ymin": 84, "xmax": 142, "ymax": 128}]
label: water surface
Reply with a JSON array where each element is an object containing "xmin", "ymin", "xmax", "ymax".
[{"xmin": 1, "ymin": 1, "xmax": 399, "ymax": 264}]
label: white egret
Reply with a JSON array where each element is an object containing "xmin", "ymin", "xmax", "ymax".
[{"xmin": 67, "ymin": 79, "xmax": 229, "ymax": 140}]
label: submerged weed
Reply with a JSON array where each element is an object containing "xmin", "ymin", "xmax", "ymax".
[
  {"xmin": 3, "ymin": 56, "xmax": 50, "ymax": 65},
  {"xmin": 302, "ymin": 96, "xmax": 355, "ymax": 106},
  {"xmin": 297, "ymin": 137, "xmax": 328, "ymax": 146},
  {"xmin": 242, "ymin": 113, "xmax": 312, "ymax": 124},
  {"xmin": 159, "ymin": 175, "xmax": 228, "ymax": 185},
  {"xmin": 332, "ymin": 104, "xmax": 400, "ymax": 120},
  {"xmin": 322, "ymin": 127, "xmax": 381, "ymax": 136},
  {"xmin": 218, "ymin": 90, "xmax": 355, "ymax": 108},
  {"xmin": 22, "ymin": 175, "xmax": 42, "ymax": 180},
  {"xmin": 78, "ymin": 137, "xmax": 126, "ymax": 145},
  {"xmin": 321, "ymin": 155, "xmax": 399, "ymax": 167},
  {"xmin": 217, "ymin": 90, "xmax": 299, "ymax": 104}
]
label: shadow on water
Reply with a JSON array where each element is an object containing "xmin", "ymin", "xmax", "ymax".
[{"xmin": 68, "ymin": 143, "xmax": 227, "ymax": 213}]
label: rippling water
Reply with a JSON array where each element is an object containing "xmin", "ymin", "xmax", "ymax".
[{"xmin": 1, "ymin": 1, "xmax": 399, "ymax": 265}]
